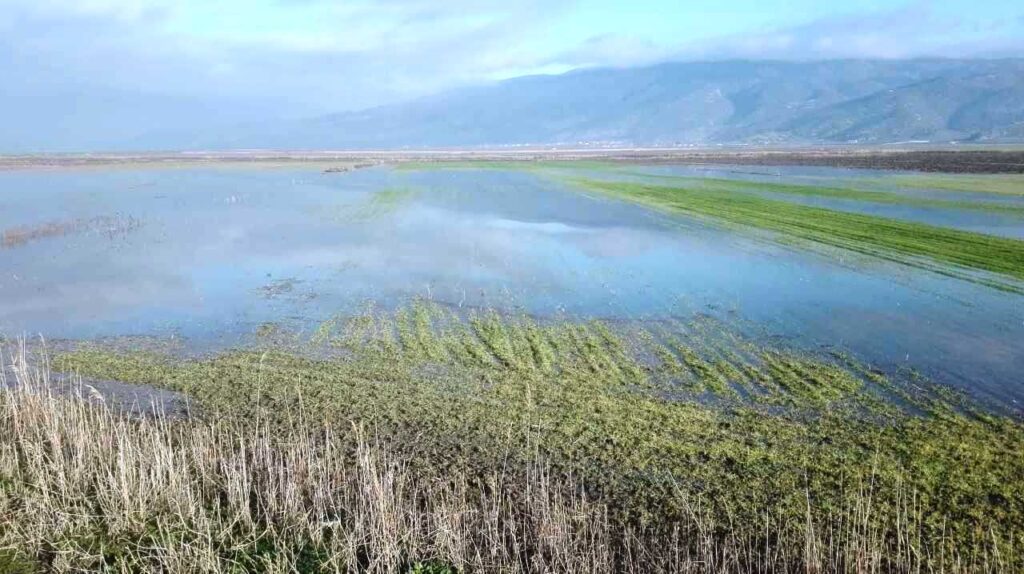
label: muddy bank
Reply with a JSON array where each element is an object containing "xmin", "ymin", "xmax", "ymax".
[
  {"xmin": 3, "ymin": 148, "xmax": 1024, "ymax": 173},
  {"xmin": 645, "ymin": 149, "xmax": 1024, "ymax": 174}
]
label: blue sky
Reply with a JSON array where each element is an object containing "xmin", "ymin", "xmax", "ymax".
[{"xmin": 0, "ymin": 0, "xmax": 1022, "ymax": 150}]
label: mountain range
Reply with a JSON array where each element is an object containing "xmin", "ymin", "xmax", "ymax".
[{"xmin": 128, "ymin": 59, "xmax": 1024, "ymax": 150}]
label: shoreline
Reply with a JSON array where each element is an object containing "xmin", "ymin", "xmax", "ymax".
[{"xmin": 3, "ymin": 147, "xmax": 1024, "ymax": 173}]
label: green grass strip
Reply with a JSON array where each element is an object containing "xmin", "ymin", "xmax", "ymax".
[
  {"xmin": 571, "ymin": 178, "xmax": 1024, "ymax": 286},
  {"xmin": 399, "ymin": 160, "xmax": 1024, "ymax": 212},
  {"xmin": 617, "ymin": 174, "xmax": 1024, "ymax": 215},
  {"xmin": 875, "ymin": 174, "xmax": 1024, "ymax": 196}
]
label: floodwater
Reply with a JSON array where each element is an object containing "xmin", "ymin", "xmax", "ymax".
[
  {"xmin": 597, "ymin": 164, "xmax": 1024, "ymax": 239},
  {"xmin": 1, "ymin": 164, "xmax": 1022, "ymax": 405}
]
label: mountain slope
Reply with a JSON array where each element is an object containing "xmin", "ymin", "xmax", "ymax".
[{"xmin": 157, "ymin": 59, "xmax": 1024, "ymax": 150}]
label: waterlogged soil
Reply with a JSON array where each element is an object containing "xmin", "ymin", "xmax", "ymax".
[{"xmin": 1, "ymin": 164, "xmax": 1022, "ymax": 406}]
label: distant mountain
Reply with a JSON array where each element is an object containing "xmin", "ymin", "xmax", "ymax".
[{"xmin": 151, "ymin": 59, "xmax": 1024, "ymax": 150}]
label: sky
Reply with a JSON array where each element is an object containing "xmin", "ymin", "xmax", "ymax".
[{"xmin": 1, "ymin": 0, "xmax": 1022, "ymax": 150}]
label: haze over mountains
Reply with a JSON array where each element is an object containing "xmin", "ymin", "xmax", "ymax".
[
  {"xmin": 141, "ymin": 59, "xmax": 1024, "ymax": 151},
  {"xmin": 24, "ymin": 59, "xmax": 1024, "ymax": 151}
]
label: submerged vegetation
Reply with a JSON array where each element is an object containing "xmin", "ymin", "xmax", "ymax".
[
  {"xmin": 356, "ymin": 186, "xmax": 422, "ymax": 219},
  {"xmin": 873, "ymin": 174, "xmax": 1024, "ymax": 197},
  {"xmin": 1, "ymin": 215, "xmax": 141, "ymax": 249},
  {"xmin": 319, "ymin": 186, "xmax": 423, "ymax": 223},
  {"xmin": 569, "ymin": 178, "xmax": 1024, "ymax": 290},
  {"xmin": 614, "ymin": 173, "xmax": 1024, "ymax": 215},
  {"xmin": 394, "ymin": 159, "xmax": 624, "ymax": 173},
  {"xmin": 3, "ymin": 161, "xmax": 1023, "ymax": 572},
  {"xmin": 8, "ymin": 302, "xmax": 1017, "ymax": 572},
  {"xmin": 398, "ymin": 159, "xmax": 1024, "ymax": 218}
]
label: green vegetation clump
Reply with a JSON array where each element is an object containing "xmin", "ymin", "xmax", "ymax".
[
  {"xmin": 319, "ymin": 186, "xmax": 422, "ymax": 223},
  {"xmin": 399, "ymin": 159, "xmax": 1024, "ymax": 212},
  {"xmin": 878, "ymin": 174, "xmax": 1024, "ymax": 196},
  {"xmin": 45, "ymin": 302, "xmax": 1024, "ymax": 572},
  {"xmin": 570, "ymin": 178, "xmax": 1024, "ymax": 289},
  {"xmin": 616, "ymin": 173, "xmax": 1024, "ymax": 215}
]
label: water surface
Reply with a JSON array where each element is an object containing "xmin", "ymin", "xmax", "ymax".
[{"xmin": 1, "ymin": 164, "xmax": 1022, "ymax": 405}]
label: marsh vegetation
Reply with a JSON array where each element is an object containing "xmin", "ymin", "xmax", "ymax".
[
  {"xmin": 3, "ymin": 302, "xmax": 1022, "ymax": 572},
  {"xmin": 569, "ymin": 178, "xmax": 1024, "ymax": 290},
  {"xmin": 1, "ymin": 159, "xmax": 1022, "ymax": 572},
  {"xmin": 1, "ymin": 215, "xmax": 141, "ymax": 249}
]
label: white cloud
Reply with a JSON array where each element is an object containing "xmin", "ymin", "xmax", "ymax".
[
  {"xmin": 0, "ymin": 0, "xmax": 1021, "ymax": 150},
  {"xmin": 543, "ymin": 3, "xmax": 1024, "ymax": 71},
  {"xmin": 0, "ymin": 0, "xmax": 574, "ymax": 111}
]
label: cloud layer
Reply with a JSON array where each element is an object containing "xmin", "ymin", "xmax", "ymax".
[{"xmin": 0, "ymin": 0, "xmax": 1021, "ymax": 151}]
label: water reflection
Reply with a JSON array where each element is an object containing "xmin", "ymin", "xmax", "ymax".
[{"xmin": 0, "ymin": 165, "xmax": 1021, "ymax": 403}]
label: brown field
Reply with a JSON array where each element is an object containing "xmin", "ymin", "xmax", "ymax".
[{"xmin": 2, "ymin": 147, "xmax": 1024, "ymax": 173}]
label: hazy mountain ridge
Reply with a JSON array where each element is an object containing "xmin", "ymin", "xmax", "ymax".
[{"xmin": 154, "ymin": 59, "xmax": 1024, "ymax": 150}]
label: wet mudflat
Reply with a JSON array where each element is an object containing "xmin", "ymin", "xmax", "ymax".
[{"xmin": 1, "ymin": 162, "xmax": 1022, "ymax": 405}]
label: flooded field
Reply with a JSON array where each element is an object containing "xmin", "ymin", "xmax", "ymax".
[{"xmin": 2, "ymin": 162, "xmax": 1022, "ymax": 405}]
